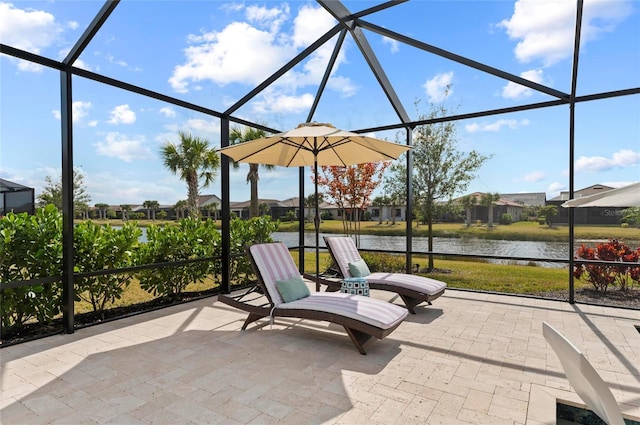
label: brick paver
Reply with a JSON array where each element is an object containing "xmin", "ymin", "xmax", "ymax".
[{"xmin": 1, "ymin": 290, "xmax": 639, "ymax": 424}]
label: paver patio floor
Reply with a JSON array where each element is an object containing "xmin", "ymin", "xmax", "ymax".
[{"xmin": 2, "ymin": 289, "xmax": 639, "ymax": 424}]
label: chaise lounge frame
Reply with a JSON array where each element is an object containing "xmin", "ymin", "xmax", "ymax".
[
  {"xmin": 323, "ymin": 236, "xmax": 447, "ymax": 314},
  {"xmin": 218, "ymin": 242, "xmax": 408, "ymax": 354}
]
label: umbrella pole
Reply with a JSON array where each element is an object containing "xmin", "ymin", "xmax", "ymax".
[{"xmin": 314, "ymin": 155, "xmax": 320, "ymax": 292}]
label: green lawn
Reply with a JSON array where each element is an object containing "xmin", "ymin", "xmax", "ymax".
[{"xmin": 278, "ymin": 220, "xmax": 639, "ymax": 243}]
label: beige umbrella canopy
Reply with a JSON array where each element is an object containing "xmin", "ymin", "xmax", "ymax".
[
  {"xmin": 218, "ymin": 122, "xmax": 410, "ymax": 167},
  {"xmin": 219, "ymin": 122, "xmax": 411, "ymax": 290},
  {"xmin": 561, "ymin": 182, "xmax": 640, "ymax": 208}
]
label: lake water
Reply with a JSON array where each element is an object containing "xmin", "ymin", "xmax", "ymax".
[
  {"xmin": 272, "ymin": 232, "xmax": 572, "ymax": 268},
  {"xmin": 132, "ymin": 228, "xmax": 593, "ymax": 268}
]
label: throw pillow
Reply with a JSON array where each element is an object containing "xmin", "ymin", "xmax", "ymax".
[
  {"xmin": 348, "ymin": 259, "xmax": 371, "ymax": 277},
  {"xmin": 275, "ymin": 276, "xmax": 310, "ymax": 303}
]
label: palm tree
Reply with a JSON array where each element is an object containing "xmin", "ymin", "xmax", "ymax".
[
  {"xmin": 371, "ymin": 195, "xmax": 389, "ymax": 224},
  {"xmin": 95, "ymin": 203, "xmax": 109, "ymax": 220},
  {"xmin": 229, "ymin": 126, "xmax": 274, "ymax": 218},
  {"xmin": 142, "ymin": 200, "xmax": 154, "ymax": 220},
  {"xmin": 174, "ymin": 200, "xmax": 188, "ymax": 220},
  {"xmin": 480, "ymin": 192, "xmax": 500, "ymax": 227},
  {"xmin": 119, "ymin": 204, "xmax": 131, "ymax": 221},
  {"xmin": 202, "ymin": 202, "xmax": 218, "ymax": 220},
  {"xmin": 304, "ymin": 193, "xmax": 323, "ymax": 222},
  {"xmin": 461, "ymin": 195, "xmax": 477, "ymax": 227},
  {"xmin": 259, "ymin": 202, "xmax": 271, "ymax": 217},
  {"xmin": 160, "ymin": 131, "xmax": 220, "ymax": 219},
  {"xmin": 149, "ymin": 200, "xmax": 160, "ymax": 220}
]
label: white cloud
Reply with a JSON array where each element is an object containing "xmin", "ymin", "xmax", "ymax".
[
  {"xmin": 253, "ymin": 93, "xmax": 314, "ymax": 114},
  {"xmin": 186, "ymin": 118, "xmax": 221, "ymax": 135},
  {"xmin": 382, "ymin": 36, "xmax": 399, "ymax": 53},
  {"xmin": 423, "ymin": 72, "xmax": 453, "ymax": 103},
  {"xmin": 291, "ymin": 4, "xmax": 334, "ymax": 49},
  {"xmin": 73, "ymin": 101, "xmax": 92, "ymax": 123},
  {"xmin": 523, "ymin": 171, "xmax": 545, "ymax": 183},
  {"xmin": 501, "ymin": 69, "xmax": 545, "ymax": 99},
  {"xmin": 51, "ymin": 101, "xmax": 93, "ymax": 124},
  {"xmin": 0, "ymin": 2, "xmax": 81, "ymax": 72},
  {"xmin": 169, "ymin": 21, "xmax": 292, "ymax": 92},
  {"xmin": 547, "ymin": 181, "xmax": 566, "ymax": 195},
  {"xmin": 327, "ymin": 76, "xmax": 357, "ymax": 98},
  {"xmin": 574, "ymin": 149, "xmax": 640, "ymax": 173},
  {"xmin": 246, "ymin": 4, "xmax": 290, "ymax": 34},
  {"xmin": 465, "ymin": 118, "xmax": 530, "ymax": 133},
  {"xmin": 95, "ymin": 132, "xmax": 153, "ymax": 162},
  {"xmin": 159, "ymin": 107, "xmax": 176, "ymax": 118},
  {"xmin": 105, "ymin": 53, "xmax": 128, "ymax": 68},
  {"xmin": 108, "ymin": 104, "xmax": 136, "ymax": 125},
  {"xmin": 0, "ymin": 2, "xmax": 61, "ymax": 56},
  {"xmin": 168, "ymin": 5, "xmax": 353, "ymax": 106},
  {"xmin": 498, "ymin": 0, "xmax": 633, "ymax": 66}
]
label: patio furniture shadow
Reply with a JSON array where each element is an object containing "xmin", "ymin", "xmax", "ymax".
[{"xmin": 1, "ymin": 299, "xmax": 404, "ymax": 424}]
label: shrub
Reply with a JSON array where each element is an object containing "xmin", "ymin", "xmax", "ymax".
[
  {"xmin": 228, "ymin": 216, "xmax": 279, "ymax": 286},
  {"xmin": 361, "ymin": 252, "xmax": 405, "ymax": 273},
  {"xmin": 74, "ymin": 221, "xmax": 141, "ymax": 316},
  {"xmin": 574, "ymin": 239, "xmax": 640, "ymax": 292},
  {"xmin": 538, "ymin": 217, "xmax": 546, "ymax": 225},
  {"xmin": 0, "ymin": 206, "xmax": 63, "ymax": 332},
  {"xmin": 500, "ymin": 213, "xmax": 512, "ymax": 225},
  {"xmin": 137, "ymin": 218, "xmax": 220, "ymax": 297}
]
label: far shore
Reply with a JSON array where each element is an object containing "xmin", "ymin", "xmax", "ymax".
[{"xmin": 79, "ymin": 218, "xmax": 639, "ymax": 244}]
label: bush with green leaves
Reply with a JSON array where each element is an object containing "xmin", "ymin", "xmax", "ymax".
[
  {"xmin": 227, "ymin": 216, "xmax": 279, "ymax": 286},
  {"xmin": 137, "ymin": 218, "xmax": 220, "ymax": 297},
  {"xmin": 0, "ymin": 205, "xmax": 63, "ymax": 331},
  {"xmin": 361, "ymin": 251, "xmax": 406, "ymax": 273},
  {"xmin": 500, "ymin": 213, "xmax": 512, "ymax": 225},
  {"xmin": 621, "ymin": 207, "xmax": 640, "ymax": 227},
  {"xmin": 74, "ymin": 221, "xmax": 141, "ymax": 316}
]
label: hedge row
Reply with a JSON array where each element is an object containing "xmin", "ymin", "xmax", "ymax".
[{"xmin": 0, "ymin": 205, "xmax": 278, "ymax": 333}]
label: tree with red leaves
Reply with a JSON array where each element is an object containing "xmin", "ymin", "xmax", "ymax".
[
  {"xmin": 574, "ymin": 239, "xmax": 640, "ymax": 292},
  {"xmin": 315, "ymin": 162, "xmax": 389, "ymax": 245}
]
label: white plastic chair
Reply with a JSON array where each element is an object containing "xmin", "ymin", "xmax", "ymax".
[{"xmin": 542, "ymin": 321, "xmax": 625, "ymax": 425}]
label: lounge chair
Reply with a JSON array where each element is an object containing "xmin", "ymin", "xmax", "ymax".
[
  {"xmin": 542, "ymin": 322, "xmax": 626, "ymax": 425},
  {"xmin": 218, "ymin": 242, "xmax": 408, "ymax": 355},
  {"xmin": 323, "ymin": 236, "xmax": 447, "ymax": 314}
]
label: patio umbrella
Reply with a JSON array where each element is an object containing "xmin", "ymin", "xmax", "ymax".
[
  {"xmin": 561, "ymin": 182, "xmax": 640, "ymax": 208},
  {"xmin": 218, "ymin": 122, "xmax": 411, "ymax": 290}
]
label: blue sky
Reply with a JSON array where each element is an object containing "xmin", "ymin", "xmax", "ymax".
[{"xmin": 1, "ymin": 0, "xmax": 639, "ymax": 207}]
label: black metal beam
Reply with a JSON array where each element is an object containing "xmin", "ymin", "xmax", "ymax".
[
  {"xmin": 221, "ymin": 118, "xmax": 230, "ymax": 294},
  {"xmin": 307, "ymin": 28, "xmax": 348, "ymax": 123},
  {"xmin": 0, "ymin": 44, "xmax": 62, "ymax": 69},
  {"xmin": 318, "ymin": 1, "xmax": 410, "ymax": 124},
  {"xmin": 350, "ymin": 26, "xmax": 411, "ymax": 124},
  {"xmin": 71, "ymin": 67, "xmax": 280, "ymax": 134},
  {"xmin": 568, "ymin": 0, "xmax": 585, "ymax": 304},
  {"xmin": 317, "ymin": 0, "xmax": 355, "ymax": 30},
  {"xmin": 358, "ymin": 20, "xmax": 570, "ymax": 100},
  {"xmin": 405, "ymin": 128, "xmax": 413, "ymax": 274},
  {"xmin": 298, "ymin": 168, "xmax": 305, "ymax": 273},
  {"xmin": 64, "ymin": 0, "xmax": 119, "ymax": 65},
  {"xmin": 356, "ymin": 99, "xmax": 568, "ymax": 133},
  {"xmin": 351, "ymin": 0, "xmax": 409, "ymax": 19},
  {"xmin": 60, "ymin": 69, "xmax": 75, "ymax": 334},
  {"xmin": 224, "ymin": 24, "xmax": 342, "ymax": 116}
]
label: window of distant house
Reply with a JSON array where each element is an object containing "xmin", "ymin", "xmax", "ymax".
[
  {"xmin": 372, "ymin": 209, "xmax": 379, "ymax": 217},
  {"xmin": 395, "ymin": 208, "xmax": 401, "ymax": 217}
]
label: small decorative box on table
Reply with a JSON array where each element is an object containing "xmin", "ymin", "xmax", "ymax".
[{"xmin": 340, "ymin": 277, "xmax": 370, "ymax": 297}]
